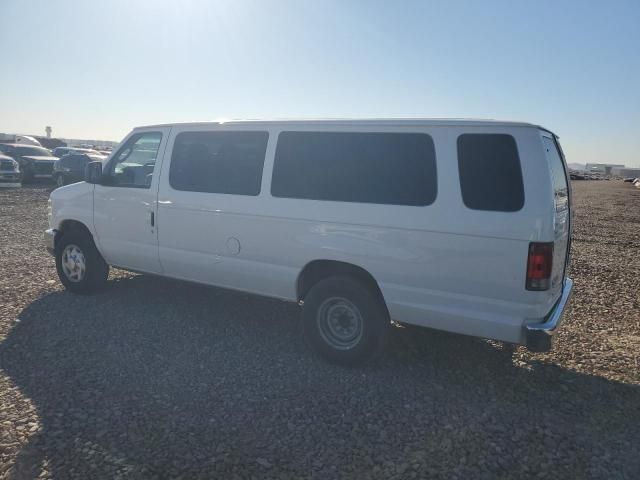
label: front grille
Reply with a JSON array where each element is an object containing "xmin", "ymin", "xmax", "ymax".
[
  {"xmin": 0, "ymin": 160, "xmax": 14, "ymax": 170},
  {"xmin": 0, "ymin": 173, "xmax": 20, "ymax": 181},
  {"xmin": 33, "ymin": 161, "xmax": 54, "ymax": 175}
]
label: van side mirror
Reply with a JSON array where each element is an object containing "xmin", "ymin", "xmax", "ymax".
[{"xmin": 85, "ymin": 161, "xmax": 103, "ymax": 184}]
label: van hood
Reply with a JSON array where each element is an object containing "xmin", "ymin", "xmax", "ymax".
[{"xmin": 50, "ymin": 180, "xmax": 93, "ymax": 199}]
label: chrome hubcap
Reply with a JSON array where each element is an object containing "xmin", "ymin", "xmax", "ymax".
[
  {"xmin": 61, "ymin": 244, "xmax": 86, "ymax": 282},
  {"xmin": 317, "ymin": 297, "xmax": 363, "ymax": 350}
]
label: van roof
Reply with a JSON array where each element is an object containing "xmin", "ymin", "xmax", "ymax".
[{"xmin": 135, "ymin": 118, "xmax": 556, "ymax": 135}]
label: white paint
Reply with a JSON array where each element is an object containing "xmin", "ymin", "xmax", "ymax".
[{"xmin": 48, "ymin": 119, "xmax": 572, "ymax": 345}]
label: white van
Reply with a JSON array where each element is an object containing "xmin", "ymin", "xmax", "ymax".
[
  {"xmin": 45, "ymin": 119, "xmax": 573, "ymax": 364},
  {"xmin": 14, "ymin": 135, "xmax": 42, "ymax": 146}
]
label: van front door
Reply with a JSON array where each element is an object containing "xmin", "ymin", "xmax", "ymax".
[{"xmin": 93, "ymin": 128, "xmax": 170, "ymax": 273}]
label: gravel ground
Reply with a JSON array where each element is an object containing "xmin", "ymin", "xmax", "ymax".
[{"xmin": 0, "ymin": 180, "xmax": 638, "ymax": 479}]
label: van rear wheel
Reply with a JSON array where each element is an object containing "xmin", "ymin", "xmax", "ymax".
[
  {"xmin": 302, "ymin": 276, "xmax": 390, "ymax": 365},
  {"xmin": 55, "ymin": 230, "xmax": 109, "ymax": 294}
]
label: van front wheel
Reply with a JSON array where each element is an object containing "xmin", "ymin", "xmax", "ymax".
[
  {"xmin": 55, "ymin": 230, "xmax": 109, "ymax": 294},
  {"xmin": 302, "ymin": 276, "xmax": 390, "ymax": 365}
]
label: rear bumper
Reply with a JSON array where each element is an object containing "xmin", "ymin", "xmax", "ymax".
[
  {"xmin": 44, "ymin": 228, "xmax": 57, "ymax": 255},
  {"xmin": 525, "ymin": 277, "xmax": 574, "ymax": 352}
]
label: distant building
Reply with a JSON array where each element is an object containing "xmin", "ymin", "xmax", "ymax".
[
  {"xmin": 584, "ymin": 163, "xmax": 625, "ymax": 175},
  {"xmin": 612, "ymin": 167, "xmax": 640, "ymax": 178}
]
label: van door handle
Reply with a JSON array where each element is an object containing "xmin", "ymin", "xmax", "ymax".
[{"xmin": 150, "ymin": 211, "xmax": 155, "ymax": 227}]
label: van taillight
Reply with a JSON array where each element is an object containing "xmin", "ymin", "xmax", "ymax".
[{"xmin": 526, "ymin": 242, "xmax": 553, "ymax": 291}]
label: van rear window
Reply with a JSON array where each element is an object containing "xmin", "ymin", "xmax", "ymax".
[
  {"xmin": 457, "ymin": 134, "xmax": 524, "ymax": 212},
  {"xmin": 271, "ymin": 131, "xmax": 437, "ymax": 206}
]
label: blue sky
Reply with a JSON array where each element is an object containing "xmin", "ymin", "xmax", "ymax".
[{"xmin": 1, "ymin": 0, "xmax": 638, "ymax": 165}]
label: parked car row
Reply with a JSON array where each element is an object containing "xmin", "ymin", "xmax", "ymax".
[
  {"xmin": 568, "ymin": 171, "xmax": 615, "ymax": 181},
  {"xmin": 0, "ymin": 143, "xmax": 59, "ymax": 183},
  {"xmin": 0, "ymin": 143, "xmax": 108, "ymax": 187}
]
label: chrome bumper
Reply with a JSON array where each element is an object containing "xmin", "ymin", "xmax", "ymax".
[
  {"xmin": 525, "ymin": 278, "xmax": 574, "ymax": 352},
  {"xmin": 44, "ymin": 228, "xmax": 57, "ymax": 255}
]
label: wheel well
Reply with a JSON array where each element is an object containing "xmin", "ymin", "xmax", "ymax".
[
  {"xmin": 297, "ymin": 260, "xmax": 386, "ymax": 305},
  {"xmin": 56, "ymin": 220, "xmax": 93, "ymax": 247}
]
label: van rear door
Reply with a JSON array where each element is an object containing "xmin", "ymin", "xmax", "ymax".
[{"xmin": 541, "ymin": 133, "xmax": 571, "ymax": 298}]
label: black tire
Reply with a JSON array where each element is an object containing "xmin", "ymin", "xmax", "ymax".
[
  {"xmin": 302, "ymin": 276, "xmax": 390, "ymax": 365},
  {"xmin": 55, "ymin": 229, "xmax": 109, "ymax": 294}
]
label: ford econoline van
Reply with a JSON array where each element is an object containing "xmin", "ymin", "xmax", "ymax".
[{"xmin": 45, "ymin": 119, "xmax": 573, "ymax": 365}]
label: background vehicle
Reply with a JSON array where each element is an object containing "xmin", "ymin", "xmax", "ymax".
[
  {"xmin": 53, "ymin": 153, "xmax": 105, "ymax": 187},
  {"xmin": 0, "ymin": 154, "xmax": 21, "ymax": 187},
  {"xmin": 0, "ymin": 143, "xmax": 57, "ymax": 182},
  {"xmin": 53, "ymin": 146, "xmax": 105, "ymax": 158},
  {"xmin": 14, "ymin": 135, "xmax": 42, "ymax": 146},
  {"xmin": 46, "ymin": 119, "xmax": 573, "ymax": 365}
]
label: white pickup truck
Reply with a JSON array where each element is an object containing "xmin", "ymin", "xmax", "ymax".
[{"xmin": 45, "ymin": 119, "xmax": 573, "ymax": 364}]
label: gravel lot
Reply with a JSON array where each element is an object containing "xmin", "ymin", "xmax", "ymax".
[{"xmin": 0, "ymin": 180, "xmax": 639, "ymax": 479}]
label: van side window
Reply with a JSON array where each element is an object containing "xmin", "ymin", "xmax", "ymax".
[
  {"xmin": 457, "ymin": 134, "xmax": 524, "ymax": 212},
  {"xmin": 271, "ymin": 132, "xmax": 437, "ymax": 206},
  {"xmin": 169, "ymin": 131, "xmax": 268, "ymax": 196},
  {"xmin": 107, "ymin": 132, "xmax": 163, "ymax": 188}
]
